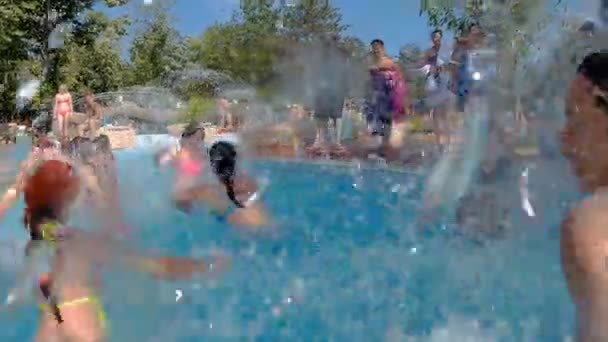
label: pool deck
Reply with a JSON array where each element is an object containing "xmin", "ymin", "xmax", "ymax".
[{"xmin": 249, "ymin": 134, "xmax": 439, "ymax": 169}]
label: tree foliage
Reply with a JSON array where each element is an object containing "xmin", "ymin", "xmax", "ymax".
[
  {"xmin": 188, "ymin": 0, "xmax": 349, "ymax": 90},
  {"xmin": 129, "ymin": 3, "xmax": 188, "ymax": 86},
  {"xmin": 398, "ymin": 44, "xmax": 426, "ymax": 100},
  {"xmin": 280, "ymin": 1, "xmax": 347, "ymax": 42},
  {"xmin": 0, "ymin": 0, "xmax": 129, "ymax": 118},
  {"xmin": 1, "ymin": 0, "xmax": 360, "ymax": 120}
]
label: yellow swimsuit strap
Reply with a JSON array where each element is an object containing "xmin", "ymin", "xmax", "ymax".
[
  {"xmin": 39, "ymin": 221, "xmax": 61, "ymax": 247},
  {"xmin": 39, "ymin": 295, "xmax": 108, "ymax": 329}
]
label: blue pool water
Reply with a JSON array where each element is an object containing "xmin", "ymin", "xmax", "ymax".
[{"xmin": 0, "ymin": 138, "xmax": 577, "ymax": 341}]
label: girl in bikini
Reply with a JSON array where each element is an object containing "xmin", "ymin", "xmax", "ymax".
[
  {"xmin": 154, "ymin": 122, "xmax": 207, "ymax": 211},
  {"xmin": 176, "ymin": 140, "xmax": 269, "ymax": 230},
  {"xmin": 53, "ymin": 85, "xmax": 73, "ymax": 139},
  {"xmin": 15, "ymin": 159, "xmax": 229, "ymax": 341}
]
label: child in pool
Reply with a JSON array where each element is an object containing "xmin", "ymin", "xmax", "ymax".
[
  {"xmin": 11, "ymin": 159, "xmax": 229, "ymax": 341},
  {"xmin": 175, "ymin": 141, "xmax": 269, "ymax": 230},
  {"xmin": 154, "ymin": 121, "xmax": 207, "ymax": 208}
]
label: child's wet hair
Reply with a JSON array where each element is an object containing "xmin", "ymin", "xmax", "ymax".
[
  {"xmin": 578, "ymin": 50, "xmax": 608, "ymax": 92},
  {"xmin": 578, "ymin": 51, "xmax": 608, "ymax": 111},
  {"xmin": 209, "ymin": 141, "xmax": 244, "ymax": 208},
  {"xmin": 181, "ymin": 122, "xmax": 205, "ymax": 139}
]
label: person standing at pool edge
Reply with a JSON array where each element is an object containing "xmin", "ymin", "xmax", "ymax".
[
  {"xmin": 307, "ymin": 34, "xmax": 349, "ymax": 156},
  {"xmin": 560, "ymin": 51, "xmax": 608, "ymax": 341},
  {"xmin": 53, "ymin": 84, "xmax": 73, "ymax": 139},
  {"xmin": 366, "ymin": 39, "xmax": 407, "ymax": 154}
]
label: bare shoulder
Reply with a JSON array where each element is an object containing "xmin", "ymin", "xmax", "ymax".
[
  {"xmin": 381, "ymin": 56, "xmax": 397, "ymax": 68},
  {"xmin": 566, "ymin": 193, "xmax": 608, "ymax": 234},
  {"xmin": 562, "ymin": 192, "xmax": 608, "ymax": 275}
]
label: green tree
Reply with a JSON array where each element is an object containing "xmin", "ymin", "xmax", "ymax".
[
  {"xmin": 188, "ymin": 2, "xmax": 280, "ymax": 86},
  {"xmin": 340, "ymin": 36, "xmax": 367, "ymax": 61},
  {"xmin": 60, "ymin": 12, "xmax": 130, "ymax": 95},
  {"xmin": 0, "ymin": 0, "xmax": 128, "ymax": 118},
  {"xmin": 129, "ymin": 2, "xmax": 188, "ymax": 86},
  {"xmin": 398, "ymin": 44, "xmax": 426, "ymax": 101},
  {"xmin": 280, "ymin": 1, "xmax": 347, "ymax": 42}
]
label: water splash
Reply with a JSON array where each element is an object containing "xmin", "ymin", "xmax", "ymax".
[
  {"xmin": 423, "ymin": 49, "xmax": 495, "ymax": 211},
  {"xmin": 16, "ymin": 79, "xmax": 41, "ymax": 111},
  {"xmin": 164, "ymin": 68, "xmax": 238, "ymax": 95},
  {"xmin": 520, "ymin": 167, "xmax": 536, "ymax": 217}
]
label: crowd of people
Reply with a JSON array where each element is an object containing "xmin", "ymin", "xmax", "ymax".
[
  {"xmin": 249, "ymin": 23, "xmax": 489, "ymax": 160},
  {"xmin": 0, "ymin": 129, "xmax": 234, "ymax": 340}
]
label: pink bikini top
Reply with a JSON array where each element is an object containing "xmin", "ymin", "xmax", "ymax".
[{"xmin": 176, "ymin": 150, "xmax": 202, "ymax": 176}]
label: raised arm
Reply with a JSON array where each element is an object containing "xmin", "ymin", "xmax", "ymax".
[
  {"xmin": 61, "ymin": 229, "xmax": 230, "ymax": 280},
  {"xmin": 79, "ymin": 164, "xmax": 108, "ymax": 203},
  {"xmin": 0, "ymin": 157, "xmax": 35, "ymax": 216}
]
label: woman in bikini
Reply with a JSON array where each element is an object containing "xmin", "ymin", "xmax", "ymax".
[
  {"xmin": 155, "ymin": 122, "xmax": 268, "ymax": 229},
  {"xmin": 16, "ymin": 159, "xmax": 229, "ymax": 341},
  {"xmin": 53, "ymin": 85, "xmax": 73, "ymax": 139},
  {"xmin": 155, "ymin": 122, "xmax": 207, "ymax": 210}
]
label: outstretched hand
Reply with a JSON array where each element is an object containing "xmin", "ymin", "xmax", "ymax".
[{"xmin": 135, "ymin": 254, "xmax": 231, "ymax": 281}]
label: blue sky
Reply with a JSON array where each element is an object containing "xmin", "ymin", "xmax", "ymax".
[{"xmin": 103, "ymin": 0, "xmax": 590, "ymax": 56}]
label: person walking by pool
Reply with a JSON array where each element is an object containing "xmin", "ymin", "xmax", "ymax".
[
  {"xmin": 53, "ymin": 84, "xmax": 73, "ymax": 140},
  {"xmin": 11, "ymin": 159, "xmax": 229, "ymax": 342},
  {"xmin": 451, "ymin": 23, "xmax": 486, "ymax": 113},
  {"xmin": 559, "ymin": 51, "xmax": 608, "ymax": 341},
  {"xmin": 365, "ymin": 39, "xmax": 407, "ymax": 155},
  {"xmin": 306, "ymin": 34, "xmax": 350, "ymax": 157},
  {"xmin": 420, "ymin": 29, "xmax": 453, "ymax": 149}
]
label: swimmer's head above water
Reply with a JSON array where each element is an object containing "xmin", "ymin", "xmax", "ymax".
[
  {"xmin": 561, "ymin": 50, "xmax": 608, "ymax": 192},
  {"xmin": 181, "ymin": 121, "xmax": 205, "ymax": 147},
  {"xmin": 209, "ymin": 141, "xmax": 244, "ymax": 208},
  {"xmin": 23, "ymin": 160, "xmax": 80, "ymax": 238}
]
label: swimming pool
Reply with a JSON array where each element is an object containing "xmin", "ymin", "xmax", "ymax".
[{"xmin": 0, "ymin": 138, "xmax": 577, "ymax": 341}]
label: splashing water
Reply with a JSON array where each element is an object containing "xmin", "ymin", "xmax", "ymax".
[
  {"xmin": 16, "ymin": 80, "xmax": 41, "ymax": 111},
  {"xmin": 423, "ymin": 49, "xmax": 495, "ymax": 212}
]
